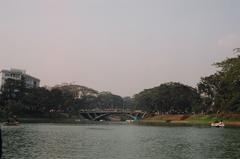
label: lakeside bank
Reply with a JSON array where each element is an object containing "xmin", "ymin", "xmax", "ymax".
[
  {"xmin": 2, "ymin": 113, "xmax": 240, "ymax": 127},
  {"xmin": 137, "ymin": 114, "xmax": 240, "ymax": 127},
  {"xmin": 0, "ymin": 118, "xmax": 132, "ymax": 125}
]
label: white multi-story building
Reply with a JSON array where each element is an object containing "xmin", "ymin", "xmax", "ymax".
[{"xmin": 0, "ymin": 68, "xmax": 40, "ymax": 89}]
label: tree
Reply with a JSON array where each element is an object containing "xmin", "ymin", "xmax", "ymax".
[
  {"xmin": 49, "ymin": 88, "xmax": 64, "ymax": 110},
  {"xmin": 123, "ymin": 97, "xmax": 135, "ymax": 110},
  {"xmin": 134, "ymin": 82, "xmax": 201, "ymax": 113},
  {"xmin": 1, "ymin": 78, "xmax": 26, "ymax": 104},
  {"xmin": 97, "ymin": 92, "xmax": 123, "ymax": 109},
  {"xmin": 198, "ymin": 54, "xmax": 240, "ymax": 113},
  {"xmin": 22, "ymin": 87, "xmax": 52, "ymax": 113}
]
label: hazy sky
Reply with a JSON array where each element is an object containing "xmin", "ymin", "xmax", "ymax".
[{"xmin": 0, "ymin": 0, "xmax": 240, "ymax": 96}]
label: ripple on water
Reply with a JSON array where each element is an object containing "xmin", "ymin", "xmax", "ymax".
[{"xmin": 2, "ymin": 124, "xmax": 240, "ymax": 159}]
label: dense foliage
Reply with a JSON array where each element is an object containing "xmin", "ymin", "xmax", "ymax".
[
  {"xmin": 0, "ymin": 83, "xmax": 128, "ymax": 118},
  {"xmin": 198, "ymin": 54, "xmax": 240, "ymax": 113},
  {"xmin": 134, "ymin": 82, "xmax": 201, "ymax": 113},
  {"xmin": 1, "ymin": 52, "xmax": 240, "ymax": 118},
  {"xmin": 134, "ymin": 53, "xmax": 240, "ymax": 114}
]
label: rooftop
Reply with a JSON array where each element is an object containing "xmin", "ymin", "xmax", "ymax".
[{"xmin": 1, "ymin": 68, "xmax": 40, "ymax": 81}]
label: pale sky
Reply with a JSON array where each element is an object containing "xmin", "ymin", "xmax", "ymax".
[{"xmin": 0, "ymin": 0, "xmax": 240, "ymax": 96}]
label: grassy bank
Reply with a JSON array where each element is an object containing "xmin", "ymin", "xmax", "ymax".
[{"xmin": 138, "ymin": 114, "xmax": 240, "ymax": 127}]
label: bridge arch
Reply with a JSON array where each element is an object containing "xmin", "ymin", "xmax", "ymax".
[{"xmin": 93, "ymin": 113, "xmax": 137, "ymax": 121}]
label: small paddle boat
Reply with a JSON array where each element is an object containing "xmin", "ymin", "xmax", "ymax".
[{"xmin": 211, "ymin": 122, "xmax": 224, "ymax": 127}]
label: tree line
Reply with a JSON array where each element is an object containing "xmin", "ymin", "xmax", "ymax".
[
  {"xmin": 0, "ymin": 82, "xmax": 133, "ymax": 118},
  {"xmin": 0, "ymin": 52, "xmax": 240, "ymax": 118},
  {"xmin": 135, "ymin": 52, "xmax": 240, "ymax": 114}
]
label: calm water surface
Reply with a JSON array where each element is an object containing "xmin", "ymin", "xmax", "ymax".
[{"xmin": 2, "ymin": 123, "xmax": 240, "ymax": 159}]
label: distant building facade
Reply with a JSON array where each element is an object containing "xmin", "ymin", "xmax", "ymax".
[{"xmin": 0, "ymin": 68, "xmax": 40, "ymax": 89}]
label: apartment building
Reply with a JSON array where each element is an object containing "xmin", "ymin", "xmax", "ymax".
[{"xmin": 0, "ymin": 68, "xmax": 40, "ymax": 89}]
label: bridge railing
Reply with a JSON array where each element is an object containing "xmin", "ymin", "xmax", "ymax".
[{"xmin": 78, "ymin": 109, "xmax": 144, "ymax": 114}]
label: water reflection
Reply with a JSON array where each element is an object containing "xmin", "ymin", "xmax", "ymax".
[{"xmin": 2, "ymin": 124, "xmax": 240, "ymax": 159}]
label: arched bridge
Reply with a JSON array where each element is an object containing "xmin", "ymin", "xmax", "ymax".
[{"xmin": 78, "ymin": 110, "xmax": 146, "ymax": 121}]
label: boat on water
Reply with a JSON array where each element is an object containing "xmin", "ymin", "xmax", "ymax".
[
  {"xmin": 4, "ymin": 121, "xmax": 20, "ymax": 126},
  {"xmin": 211, "ymin": 122, "xmax": 224, "ymax": 127},
  {"xmin": 4, "ymin": 116, "xmax": 20, "ymax": 126}
]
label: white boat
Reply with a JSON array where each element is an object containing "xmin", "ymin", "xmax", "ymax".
[{"xmin": 211, "ymin": 122, "xmax": 224, "ymax": 127}]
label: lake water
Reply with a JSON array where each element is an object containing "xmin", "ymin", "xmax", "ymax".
[{"xmin": 2, "ymin": 123, "xmax": 240, "ymax": 159}]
